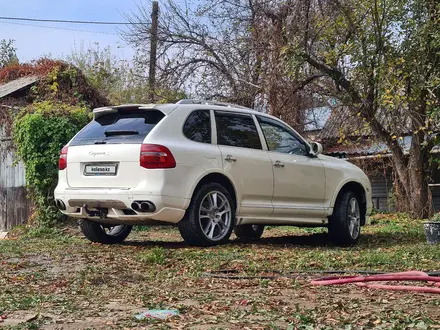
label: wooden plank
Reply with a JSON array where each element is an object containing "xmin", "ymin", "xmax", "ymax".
[
  {"xmin": 5, "ymin": 187, "xmax": 31, "ymax": 230},
  {"xmin": 0, "ymin": 188, "xmax": 6, "ymax": 231}
]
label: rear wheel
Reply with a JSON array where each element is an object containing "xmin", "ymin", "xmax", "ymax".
[
  {"xmin": 328, "ymin": 191, "xmax": 361, "ymax": 246},
  {"xmin": 178, "ymin": 183, "xmax": 235, "ymax": 247},
  {"xmin": 234, "ymin": 224, "xmax": 265, "ymax": 240},
  {"xmin": 79, "ymin": 219, "xmax": 132, "ymax": 244}
]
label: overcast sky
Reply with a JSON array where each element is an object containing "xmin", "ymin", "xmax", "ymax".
[{"xmin": 0, "ymin": 0, "xmax": 157, "ymax": 62}]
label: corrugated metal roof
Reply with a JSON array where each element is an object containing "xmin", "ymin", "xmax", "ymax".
[
  {"xmin": 326, "ymin": 136, "xmax": 412, "ymax": 156},
  {"xmin": 326, "ymin": 135, "xmax": 440, "ymax": 157},
  {"xmin": 0, "ymin": 76, "xmax": 38, "ymax": 99}
]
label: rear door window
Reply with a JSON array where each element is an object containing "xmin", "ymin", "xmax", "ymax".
[
  {"xmin": 70, "ymin": 110, "xmax": 164, "ymax": 146},
  {"xmin": 215, "ymin": 111, "xmax": 262, "ymax": 150}
]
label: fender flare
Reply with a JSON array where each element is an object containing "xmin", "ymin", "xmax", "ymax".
[
  {"xmin": 330, "ymin": 179, "xmax": 367, "ymax": 209},
  {"xmin": 183, "ymin": 169, "xmax": 240, "ymax": 212}
]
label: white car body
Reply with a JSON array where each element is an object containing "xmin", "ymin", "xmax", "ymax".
[{"xmin": 54, "ymin": 101, "xmax": 372, "ymax": 244}]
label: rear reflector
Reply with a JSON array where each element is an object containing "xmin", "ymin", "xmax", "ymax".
[
  {"xmin": 140, "ymin": 144, "xmax": 176, "ymax": 169},
  {"xmin": 59, "ymin": 146, "xmax": 68, "ymax": 170}
]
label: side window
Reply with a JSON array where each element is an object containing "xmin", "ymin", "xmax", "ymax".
[
  {"xmin": 257, "ymin": 116, "xmax": 308, "ymax": 156},
  {"xmin": 215, "ymin": 111, "xmax": 262, "ymax": 150},
  {"xmin": 183, "ymin": 110, "xmax": 211, "ymax": 143}
]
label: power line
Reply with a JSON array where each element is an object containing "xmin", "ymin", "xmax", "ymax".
[
  {"xmin": 0, "ymin": 21, "xmax": 118, "ymax": 35},
  {"xmin": 0, "ymin": 16, "xmax": 145, "ymax": 25}
]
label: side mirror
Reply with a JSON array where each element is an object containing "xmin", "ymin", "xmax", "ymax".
[{"xmin": 310, "ymin": 142, "xmax": 323, "ymax": 156}]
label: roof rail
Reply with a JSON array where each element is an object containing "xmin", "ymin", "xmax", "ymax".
[{"xmin": 176, "ymin": 99, "xmax": 253, "ymax": 110}]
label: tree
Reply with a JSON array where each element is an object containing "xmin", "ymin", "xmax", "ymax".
[
  {"xmin": 123, "ymin": 0, "xmax": 323, "ymax": 129},
  {"xmin": 293, "ymin": 0, "xmax": 440, "ymax": 218},
  {"xmin": 67, "ymin": 42, "xmax": 185, "ymax": 104},
  {"xmin": 0, "ymin": 39, "xmax": 18, "ymax": 68},
  {"xmin": 124, "ymin": 1, "xmax": 257, "ymax": 105}
]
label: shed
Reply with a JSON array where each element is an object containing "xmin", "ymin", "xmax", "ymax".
[
  {"xmin": 0, "ymin": 128, "xmax": 31, "ymax": 231},
  {"xmin": 0, "ymin": 77, "xmax": 37, "ymax": 230}
]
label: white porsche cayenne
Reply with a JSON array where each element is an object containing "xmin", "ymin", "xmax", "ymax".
[{"xmin": 54, "ymin": 100, "xmax": 372, "ymax": 246}]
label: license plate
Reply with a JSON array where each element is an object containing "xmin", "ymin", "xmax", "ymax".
[{"xmin": 84, "ymin": 164, "xmax": 117, "ymax": 176}]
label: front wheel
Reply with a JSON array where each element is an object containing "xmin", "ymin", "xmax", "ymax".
[
  {"xmin": 328, "ymin": 191, "xmax": 362, "ymax": 246},
  {"xmin": 178, "ymin": 183, "xmax": 235, "ymax": 247},
  {"xmin": 79, "ymin": 219, "xmax": 132, "ymax": 244}
]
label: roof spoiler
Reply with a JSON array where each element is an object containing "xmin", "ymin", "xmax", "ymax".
[{"xmin": 92, "ymin": 104, "xmax": 156, "ymax": 120}]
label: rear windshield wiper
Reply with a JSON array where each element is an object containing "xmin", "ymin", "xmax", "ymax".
[{"xmin": 104, "ymin": 130, "xmax": 139, "ymax": 137}]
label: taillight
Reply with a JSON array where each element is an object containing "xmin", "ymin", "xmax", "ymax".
[
  {"xmin": 59, "ymin": 146, "xmax": 68, "ymax": 170},
  {"xmin": 140, "ymin": 144, "xmax": 176, "ymax": 169}
]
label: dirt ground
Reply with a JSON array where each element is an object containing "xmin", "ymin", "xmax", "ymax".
[{"xmin": 1, "ymin": 215, "xmax": 440, "ymax": 329}]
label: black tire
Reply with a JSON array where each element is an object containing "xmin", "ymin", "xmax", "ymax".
[
  {"xmin": 328, "ymin": 191, "xmax": 362, "ymax": 246},
  {"xmin": 234, "ymin": 224, "xmax": 265, "ymax": 240},
  {"xmin": 79, "ymin": 219, "xmax": 132, "ymax": 244},
  {"xmin": 178, "ymin": 182, "xmax": 235, "ymax": 247}
]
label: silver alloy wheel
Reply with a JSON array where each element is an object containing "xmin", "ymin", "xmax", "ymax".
[
  {"xmin": 199, "ymin": 191, "xmax": 232, "ymax": 241},
  {"xmin": 348, "ymin": 197, "xmax": 361, "ymax": 239},
  {"xmin": 101, "ymin": 225, "xmax": 124, "ymax": 235}
]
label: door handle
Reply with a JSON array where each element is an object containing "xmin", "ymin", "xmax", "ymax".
[
  {"xmin": 274, "ymin": 160, "xmax": 285, "ymax": 168},
  {"xmin": 225, "ymin": 155, "xmax": 237, "ymax": 162}
]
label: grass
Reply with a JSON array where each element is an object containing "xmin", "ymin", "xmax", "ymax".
[
  {"xmin": 1, "ymin": 214, "xmax": 440, "ymax": 329},
  {"xmin": 138, "ymin": 247, "xmax": 167, "ymax": 264}
]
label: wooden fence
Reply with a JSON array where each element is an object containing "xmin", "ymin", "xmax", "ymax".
[{"xmin": 0, "ymin": 133, "xmax": 31, "ymax": 231}]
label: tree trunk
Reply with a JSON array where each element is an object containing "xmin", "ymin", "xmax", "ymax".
[
  {"xmin": 407, "ymin": 133, "xmax": 432, "ymax": 218},
  {"xmin": 391, "ymin": 134, "xmax": 432, "ymax": 218}
]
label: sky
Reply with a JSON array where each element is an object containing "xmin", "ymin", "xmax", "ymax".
[{"xmin": 0, "ymin": 0, "xmax": 157, "ymax": 62}]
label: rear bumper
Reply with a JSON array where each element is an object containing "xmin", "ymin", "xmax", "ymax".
[{"xmin": 54, "ymin": 188, "xmax": 188, "ymax": 224}]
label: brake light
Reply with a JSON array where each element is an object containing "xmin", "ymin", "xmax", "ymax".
[
  {"xmin": 140, "ymin": 144, "xmax": 176, "ymax": 169},
  {"xmin": 59, "ymin": 146, "xmax": 68, "ymax": 170}
]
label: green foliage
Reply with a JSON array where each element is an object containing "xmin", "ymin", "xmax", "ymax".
[
  {"xmin": 66, "ymin": 43, "xmax": 121, "ymax": 102},
  {"xmin": 12, "ymin": 101, "xmax": 90, "ymax": 227},
  {"xmin": 25, "ymin": 226, "xmax": 64, "ymax": 239},
  {"xmin": 66, "ymin": 42, "xmax": 186, "ymax": 104},
  {"xmin": 0, "ymin": 39, "xmax": 18, "ymax": 68},
  {"xmin": 430, "ymin": 213, "xmax": 440, "ymax": 222},
  {"xmin": 134, "ymin": 225, "xmax": 150, "ymax": 232}
]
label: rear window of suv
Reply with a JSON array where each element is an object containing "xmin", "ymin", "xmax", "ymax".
[{"xmin": 70, "ymin": 110, "xmax": 165, "ymax": 146}]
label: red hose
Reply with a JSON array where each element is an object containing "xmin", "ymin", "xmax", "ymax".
[{"xmin": 311, "ymin": 271, "xmax": 440, "ymax": 294}]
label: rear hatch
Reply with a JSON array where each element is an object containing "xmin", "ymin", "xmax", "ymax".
[{"xmin": 66, "ymin": 108, "xmax": 165, "ymax": 188}]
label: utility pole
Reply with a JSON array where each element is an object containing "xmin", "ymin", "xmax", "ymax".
[{"xmin": 149, "ymin": 1, "xmax": 159, "ymax": 102}]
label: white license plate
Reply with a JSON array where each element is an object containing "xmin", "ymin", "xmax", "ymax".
[{"xmin": 84, "ymin": 164, "xmax": 117, "ymax": 176}]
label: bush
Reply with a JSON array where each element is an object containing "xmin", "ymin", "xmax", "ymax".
[{"xmin": 13, "ymin": 101, "xmax": 90, "ymax": 227}]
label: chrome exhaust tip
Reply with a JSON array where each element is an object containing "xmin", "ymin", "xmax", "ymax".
[
  {"xmin": 131, "ymin": 202, "xmax": 140, "ymax": 211},
  {"xmin": 140, "ymin": 202, "xmax": 151, "ymax": 212},
  {"xmin": 55, "ymin": 199, "xmax": 66, "ymax": 211},
  {"xmin": 132, "ymin": 201, "xmax": 156, "ymax": 213}
]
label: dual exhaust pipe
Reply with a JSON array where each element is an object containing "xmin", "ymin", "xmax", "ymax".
[{"xmin": 131, "ymin": 201, "xmax": 156, "ymax": 213}]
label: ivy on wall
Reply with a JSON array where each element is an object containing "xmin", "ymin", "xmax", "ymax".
[{"xmin": 13, "ymin": 101, "xmax": 90, "ymax": 227}]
